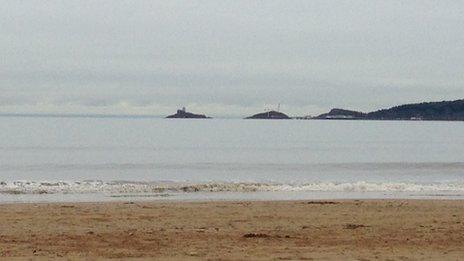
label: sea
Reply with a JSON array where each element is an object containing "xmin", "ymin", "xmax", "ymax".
[{"xmin": 1, "ymin": 116, "xmax": 464, "ymax": 203}]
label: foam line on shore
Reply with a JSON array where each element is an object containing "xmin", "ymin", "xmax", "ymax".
[{"xmin": 2, "ymin": 180, "xmax": 464, "ymax": 195}]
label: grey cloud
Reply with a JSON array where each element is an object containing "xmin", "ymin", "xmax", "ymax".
[{"xmin": 1, "ymin": 0, "xmax": 463, "ymax": 115}]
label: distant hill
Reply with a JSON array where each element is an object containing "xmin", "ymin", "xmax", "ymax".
[
  {"xmin": 166, "ymin": 109, "xmax": 211, "ymax": 119},
  {"xmin": 366, "ymin": 100, "xmax": 464, "ymax": 121},
  {"xmin": 315, "ymin": 99, "xmax": 464, "ymax": 121},
  {"xmin": 245, "ymin": 111, "xmax": 291, "ymax": 120}
]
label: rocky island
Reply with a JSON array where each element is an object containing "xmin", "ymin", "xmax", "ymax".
[
  {"xmin": 166, "ymin": 108, "xmax": 211, "ymax": 119},
  {"xmin": 245, "ymin": 110, "xmax": 291, "ymax": 119},
  {"xmin": 314, "ymin": 99, "xmax": 464, "ymax": 121},
  {"xmin": 315, "ymin": 108, "xmax": 366, "ymax": 120}
]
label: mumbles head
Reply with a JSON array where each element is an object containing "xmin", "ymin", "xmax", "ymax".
[{"xmin": 1, "ymin": 1, "xmax": 464, "ymax": 259}]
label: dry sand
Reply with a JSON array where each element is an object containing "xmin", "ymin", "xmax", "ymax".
[{"xmin": 0, "ymin": 200, "xmax": 464, "ymax": 260}]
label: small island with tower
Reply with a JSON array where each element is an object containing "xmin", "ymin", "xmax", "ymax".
[{"xmin": 166, "ymin": 107, "xmax": 211, "ymax": 119}]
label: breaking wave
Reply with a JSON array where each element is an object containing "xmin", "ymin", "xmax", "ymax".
[{"xmin": 2, "ymin": 180, "xmax": 464, "ymax": 195}]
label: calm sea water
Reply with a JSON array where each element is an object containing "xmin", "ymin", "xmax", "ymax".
[{"xmin": 1, "ymin": 117, "xmax": 464, "ymax": 202}]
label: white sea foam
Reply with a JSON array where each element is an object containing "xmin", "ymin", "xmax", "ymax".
[{"xmin": 1, "ymin": 180, "xmax": 464, "ymax": 195}]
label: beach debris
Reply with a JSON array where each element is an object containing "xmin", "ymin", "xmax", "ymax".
[
  {"xmin": 344, "ymin": 224, "xmax": 370, "ymax": 229},
  {"xmin": 187, "ymin": 251, "xmax": 199, "ymax": 256},
  {"xmin": 302, "ymin": 225, "xmax": 321, "ymax": 230},
  {"xmin": 243, "ymin": 233, "xmax": 270, "ymax": 238},
  {"xmin": 305, "ymin": 201, "xmax": 338, "ymax": 205},
  {"xmin": 126, "ymin": 229, "xmax": 137, "ymax": 236}
]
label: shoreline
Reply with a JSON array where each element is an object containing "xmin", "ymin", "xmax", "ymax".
[
  {"xmin": 2, "ymin": 190, "xmax": 464, "ymax": 205},
  {"xmin": 1, "ymin": 199, "xmax": 463, "ymax": 259},
  {"xmin": 0, "ymin": 197, "xmax": 463, "ymax": 206},
  {"xmin": 2, "ymin": 195, "xmax": 464, "ymax": 204}
]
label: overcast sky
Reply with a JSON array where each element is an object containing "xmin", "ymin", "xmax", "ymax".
[{"xmin": 1, "ymin": 0, "xmax": 463, "ymax": 117}]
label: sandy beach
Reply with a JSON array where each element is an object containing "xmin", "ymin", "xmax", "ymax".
[{"xmin": 0, "ymin": 200, "xmax": 463, "ymax": 260}]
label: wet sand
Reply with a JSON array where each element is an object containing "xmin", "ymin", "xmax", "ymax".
[{"xmin": 1, "ymin": 200, "xmax": 464, "ymax": 260}]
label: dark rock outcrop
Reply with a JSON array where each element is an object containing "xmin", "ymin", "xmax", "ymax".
[
  {"xmin": 245, "ymin": 111, "xmax": 291, "ymax": 119},
  {"xmin": 166, "ymin": 109, "xmax": 211, "ymax": 119}
]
